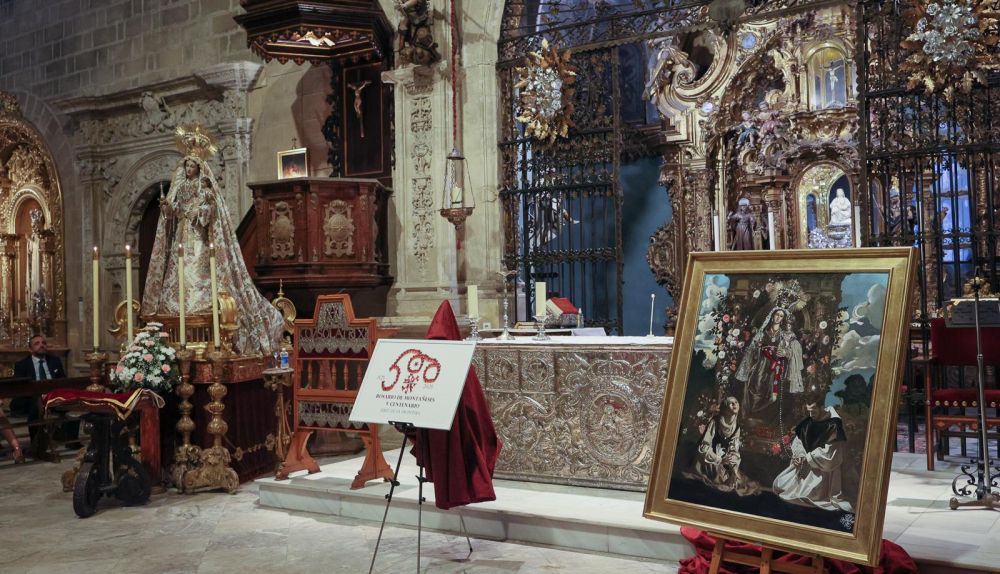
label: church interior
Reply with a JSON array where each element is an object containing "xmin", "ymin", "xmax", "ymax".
[{"xmin": 2, "ymin": 0, "xmax": 1000, "ymax": 572}]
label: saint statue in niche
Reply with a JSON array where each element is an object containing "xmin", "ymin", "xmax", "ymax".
[
  {"xmin": 828, "ymin": 188, "xmax": 852, "ymax": 227},
  {"xmin": 142, "ymin": 125, "xmax": 283, "ymax": 355},
  {"xmin": 727, "ymin": 197, "xmax": 758, "ymax": 250}
]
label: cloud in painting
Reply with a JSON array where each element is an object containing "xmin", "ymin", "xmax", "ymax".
[
  {"xmin": 833, "ymin": 330, "xmax": 880, "ymax": 375},
  {"xmin": 850, "ymin": 283, "xmax": 887, "ymax": 332}
]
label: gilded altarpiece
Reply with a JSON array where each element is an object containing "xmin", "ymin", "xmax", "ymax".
[
  {"xmin": 646, "ymin": 4, "xmax": 861, "ymax": 325},
  {"xmin": 474, "ymin": 339, "xmax": 672, "ymax": 490},
  {"xmin": 0, "ymin": 92, "xmax": 67, "ymax": 361}
]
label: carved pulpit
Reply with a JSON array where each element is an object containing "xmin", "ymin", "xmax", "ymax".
[
  {"xmin": 248, "ymin": 178, "xmax": 392, "ymax": 318},
  {"xmin": 278, "ymin": 294, "xmax": 397, "ymax": 487}
]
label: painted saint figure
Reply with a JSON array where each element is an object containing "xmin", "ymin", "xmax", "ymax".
[
  {"xmin": 684, "ymin": 396, "xmax": 759, "ymax": 496},
  {"xmin": 772, "ymin": 399, "xmax": 853, "ymax": 512},
  {"xmin": 735, "ymin": 307, "xmax": 804, "ymax": 414},
  {"xmin": 142, "ymin": 126, "xmax": 283, "ymax": 355},
  {"xmin": 727, "ymin": 197, "xmax": 757, "ymax": 250}
]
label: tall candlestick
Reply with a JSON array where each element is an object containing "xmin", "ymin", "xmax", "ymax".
[
  {"xmin": 767, "ymin": 211, "xmax": 776, "ymax": 251},
  {"xmin": 178, "ymin": 244, "xmax": 186, "ymax": 346},
  {"xmin": 712, "ymin": 213, "xmax": 720, "ymax": 252},
  {"xmin": 534, "ymin": 282, "xmax": 546, "ymax": 319},
  {"xmin": 467, "ymin": 284, "xmax": 479, "ymax": 318},
  {"xmin": 648, "ymin": 293, "xmax": 656, "ymax": 336},
  {"xmin": 209, "ymin": 242, "xmax": 220, "ymax": 348},
  {"xmin": 92, "ymin": 246, "xmax": 99, "ymax": 350},
  {"xmin": 125, "ymin": 244, "xmax": 134, "ymax": 343}
]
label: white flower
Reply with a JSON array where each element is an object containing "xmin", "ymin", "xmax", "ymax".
[
  {"xmin": 696, "ymin": 410, "xmax": 705, "ymax": 418},
  {"xmin": 730, "ymin": 328, "xmax": 740, "ymax": 336},
  {"xmin": 753, "ymin": 290, "xmax": 761, "ymax": 298},
  {"xmin": 819, "ymin": 321, "xmax": 828, "ymax": 329},
  {"xmin": 718, "ymin": 350, "xmax": 726, "ymax": 359}
]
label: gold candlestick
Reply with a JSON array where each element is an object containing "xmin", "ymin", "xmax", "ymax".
[
  {"xmin": 180, "ymin": 349, "xmax": 238, "ymax": 493},
  {"xmin": 170, "ymin": 346, "xmax": 200, "ymax": 489},
  {"xmin": 85, "ymin": 350, "xmax": 108, "ymax": 392}
]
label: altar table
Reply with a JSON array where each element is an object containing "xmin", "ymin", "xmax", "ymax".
[{"xmin": 473, "ymin": 336, "xmax": 672, "ymax": 491}]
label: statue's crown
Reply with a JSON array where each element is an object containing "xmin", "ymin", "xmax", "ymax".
[{"xmin": 175, "ymin": 124, "xmax": 218, "ymax": 160}]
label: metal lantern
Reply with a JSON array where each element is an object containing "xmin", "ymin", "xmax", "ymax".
[{"xmin": 440, "ymin": 147, "xmax": 475, "ymax": 228}]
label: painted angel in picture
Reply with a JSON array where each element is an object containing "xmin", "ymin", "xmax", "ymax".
[{"xmin": 735, "ymin": 306, "xmax": 804, "ymax": 414}]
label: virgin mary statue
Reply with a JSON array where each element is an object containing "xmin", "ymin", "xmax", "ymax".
[{"xmin": 142, "ymin": 125, "xmax": 282, "ymax": 355}]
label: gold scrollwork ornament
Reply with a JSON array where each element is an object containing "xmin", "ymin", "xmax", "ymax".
[
  {"xmin": 513, "ymin": 39, "xmax": 577, "ymax": 144},
  {"xmin": 900, "ymin": 0, "xmax": 1000, "ymax": 100}
]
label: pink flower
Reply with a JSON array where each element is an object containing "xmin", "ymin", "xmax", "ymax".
[
  {"xmin": 722, "ymin": 314, "xmax": 731, "ymax": 323},
  {"xmin": 116, "ymin": 364, "xmax": 124, "ymax": 373},
  {"xmin": 770, "ymin": 443, "xmax": 781, "ymax": 454},
  {"xmin": 161, "ymin": 364, "xmax": 171, "ymax": 373},
  {"xmin": 782, "ymin": 434, "xmax": 792, "ymax": 445},
  {"xmin": 134, "ymin": 372, "xmax": 145, "ymax": 382},
  {"xmin": 143, "ymin": 354, "xmax": 154, "ymax": 362},
  {"xmin": 807, "ymin": 364, "xmax": 816, "ymax": 374},
  {"xmin": 144, "ymin": 339, "xmax": 155, "ymax": 347}
]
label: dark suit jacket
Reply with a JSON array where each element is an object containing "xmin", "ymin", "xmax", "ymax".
[{"xmin": 13, "ymin": 354, "xmax": 66, "ymax": 381}]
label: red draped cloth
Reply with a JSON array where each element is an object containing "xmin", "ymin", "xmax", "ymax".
[
  {"xmin": 678, "ymin": 528, "xmax": 917, "ymax": 574},
  {"xmin": 410, "ymin": 301, "xmax": 502, "ymax": 510}
]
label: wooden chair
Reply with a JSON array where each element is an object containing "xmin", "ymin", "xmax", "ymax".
[
  {"xmin": 276, "ymin": 294, "xmax": 397, "ymax": 488},
  {"xmin": 922, "ymin": 318, "xmax": 1000, "ymax": 470}
]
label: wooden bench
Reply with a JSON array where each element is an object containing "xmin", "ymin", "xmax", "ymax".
[{"xmin": 0, "ymin": 376, "xmax": 91, "ymax": 460}]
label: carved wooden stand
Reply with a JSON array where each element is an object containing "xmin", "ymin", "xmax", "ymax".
[
  {"xmin": 708, "ymin": 537, "xmax": 826, "ymax": 574},
  {"xmin": 262, "ymin": 367, "xmax": 294, "ymax": 469},
  {"xmin": 170, "ymin": 347, "xmax": 200, "ymax": 488},
  {"xmin": 181, "ymin": 349, "xmax": 239, "ymax": 493}
]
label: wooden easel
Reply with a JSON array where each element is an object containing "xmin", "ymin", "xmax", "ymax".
[{"xmin": 709, "ymin": 536, "xmax": 826, "ymax": 574}]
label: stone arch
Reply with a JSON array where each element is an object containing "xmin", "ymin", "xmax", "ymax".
[{"xmin": 102, "ymin": 150, "xmax": 182, "ymax": 256}]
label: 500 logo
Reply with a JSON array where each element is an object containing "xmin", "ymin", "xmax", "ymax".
[{"xmin": 381, "ymin": 349, "xmax": 441, "ymax": 394}]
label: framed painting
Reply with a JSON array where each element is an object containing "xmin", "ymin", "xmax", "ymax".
[
  {"xmin": 277, "ymin": 148, "xmax": 308, "ymax": 179},
  {"xmin": 644, "ymin": 247, "xmax": 916, "ymax": 566}
]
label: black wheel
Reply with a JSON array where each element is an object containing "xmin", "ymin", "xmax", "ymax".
[
  {"xmin": 114, "ymin": 457, "xmax": 151, "ymax": 506},
  {"xmin": 72, "ymin": 461, "xmax": 101, "ymax": 518}
]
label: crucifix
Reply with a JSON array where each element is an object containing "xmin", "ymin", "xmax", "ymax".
[{"xmin": 348, "ymin": 80, "xmax": 372, "ymax": 138}]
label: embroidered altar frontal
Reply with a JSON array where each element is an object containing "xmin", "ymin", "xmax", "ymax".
[{"xmin": 473, "ymin": 337, "xmax": 672, "ymax": 491}]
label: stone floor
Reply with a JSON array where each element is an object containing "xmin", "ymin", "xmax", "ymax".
[{"xmin": 0, "ymin": 457, "xmax": 677, "ymax": 574}]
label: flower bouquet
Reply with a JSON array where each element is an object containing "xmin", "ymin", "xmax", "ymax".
[{"xmin": 112, "ymin": 322, "xmax": 180, "ymax": 393}]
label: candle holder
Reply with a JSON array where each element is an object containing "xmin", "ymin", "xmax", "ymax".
[
  {"xmin": 497, "ymin": 296, "xmax": 514, "ymax": 341},
  {"xmin": 180, "ymin": 348, "xmax": 239, "ymax": 494},
  {"xmin": 466, "ymin": 316, "xmax": 482, "ymax": 341},
  {"xmin": 85, "ymin": 349, "xmax": 108, "ymax": 392},
  {"xmin": 171, "ymin": 346, "xmax": 200, "ymax": 489},
  {"xmin": 262, "ymin": 367, "xmax": 294, "ymax": 469},
  {"xmin": 532, "ymin": 314, "xmax": 550, "ymax": 341}
]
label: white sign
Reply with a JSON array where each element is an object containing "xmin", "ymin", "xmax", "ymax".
[{"xmin": 350, "ymin": 339, "xmax": 476, "ymax": 431}]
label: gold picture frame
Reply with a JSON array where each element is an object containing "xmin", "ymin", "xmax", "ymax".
[
  {"xmin": 277, "ymin": 148, "xmax": 308, "ymax": 179},
  {"xmin": 644, "ymin": 247, "xmax": 916, "ymax": 566}
]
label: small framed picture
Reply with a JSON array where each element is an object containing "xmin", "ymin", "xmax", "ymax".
[{"xmin": 277, "ymin": 148, "xmax": 308, "ymax": 179}]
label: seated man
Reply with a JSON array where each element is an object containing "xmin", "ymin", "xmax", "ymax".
[
  {"xmin": 12, "ymin": 334, "xmax": 80, "ymax": 455},
  {"xmin": 772, "ymin": 395, "xmax": 853, "ymax": 512}
]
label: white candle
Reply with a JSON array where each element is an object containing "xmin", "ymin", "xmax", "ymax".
[
  {"xmin": 767, "ymin": 211, "xmax": 776, "ymax": 251},
  {"xmin": 854, "ymin": 205, "xmax": 862, "ymax": 247},
  {"xmin": 648, "ymin": 293, "xmax": 656, "ymax": 336},
  {"xmin": 468, "ymin": 284, "xmax": 479, "ymax": 318},
  {"xmin": 535, "ymin": 281, "xmax": 546, "ymax": 318},
  {"xmin": 125, "ymin": 244, "xmax": 133, "ymax": 343},
  {"xmin": 209, "ymin": 243, "xmax": 220, "ymax": 348},
  {"xmin": 712, "ymin": 213, "xmax": 720, "ymax": 252},
  {"xmin": 92, "ymin": 246, "xmax": 99, "ymax": 349},
  {"xmin": 208, "ymin": 243, "xmax": 221, "ymax": 349},
  {"xmin": 450, "ymin": 185, "xmax": 463, "ymax": 205},
  {"xmin": 178, "ymin": 243, "xmax": 186, "ymax": 346}
]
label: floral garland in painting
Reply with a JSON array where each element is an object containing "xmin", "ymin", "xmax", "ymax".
[
  {"xmin": 514, "ymin": 39, "xmax": 577, "ymax": 144},
  {"xmin": 900, "ymin": 0, "xmax": 1000, "ymax": 100}
]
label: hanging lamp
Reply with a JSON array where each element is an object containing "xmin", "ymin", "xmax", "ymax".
[{"xmin": 439, "ymin": 0, "xmax": 475, "ymax": 230}]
